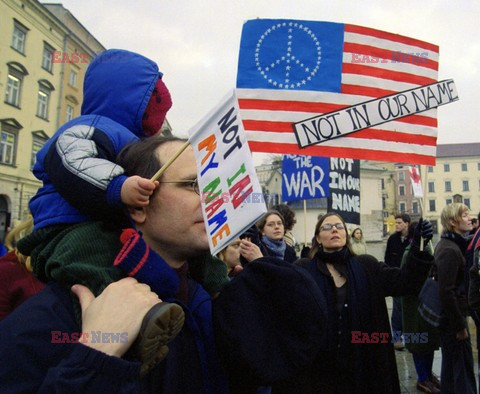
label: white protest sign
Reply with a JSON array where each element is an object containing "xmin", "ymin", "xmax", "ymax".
[
  {"xmin": 188, "ymin": 90, "xmax": 267, "ymax": 255},
  {"xmin": 294, "ymin": 79, "xmax": 458, "ymax": 148}
]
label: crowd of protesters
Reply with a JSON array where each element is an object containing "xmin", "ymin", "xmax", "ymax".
[{"xmin": 1, "ymin": 47, "xmax": 480, "ymax": 394}]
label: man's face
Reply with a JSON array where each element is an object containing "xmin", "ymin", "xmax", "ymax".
[
  {"xmin": 395, "ymin": 219, "xmax": 408, "ymax": 235},
  {"xmin": 136, "ymin": 142, "xmax": 208, "ymax": 265}
]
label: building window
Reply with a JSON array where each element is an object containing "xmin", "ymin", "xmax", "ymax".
[
  {"xmin": 412, "ymin": 201, "xmax": 419, "ymax": 214},
  {"xmin": 4, "ymin": 62, "xmax": 28, "ymax": 108},
  {"xmin": 464, "ymin": 198, "xmax": 471, "ymax": 209},
  {"xmin": 399, "ymin": 185, "xmax": 405, "ymax": 196},
  {"xmin": 461, "ymin": 163, "xmax": 468, "ymax": 172},
  {"xmin": 463, "ymin": 180, "xmax": 469, "ymax": 192},
  {"xmin": 478, "ymin": 163, "xmax": 480, "ymax": 171},
  {"xmin": 37, "ymin": 92, "xmax": 49, "ymax": 119},
  {"xmin": 30, "ymin": 131, "xmax": 48, "ymax": 169},
  {"xmin": 429, "ymin": 199, "xmax": 436, "ymax": 212},
  {"xmin": 0, "ymin": 131, "xmax": 16, "ymax": 165},
  {"xmin": 11, "ymin": 20, "xmax": 28, "ymax": 54},
  {"xmin": 36, "ymin": 80, "xmax": 55, "ymax": 120},
  {"xmin": 5, "ymin": 75, "xmax": 21, "ymax": 107},
  {"xmin": 446, "ymin": 198, "xmax": 452, "ymax": 205},
  {"xmin": 398, "ymin": 172, "xmax": 405, "ymax": 181},
  {"xmin": 428, "ymin": 181, "xmax": 435, "ymax": 193},
  {"xmin": 69, "ymin": 70, "xmax": 77, "ymax": 87},
  {"xmin": 0, "ymin": 119, "xmax": 21, "ymax": 166},
  {"xmin": 445, "ymin": 181, "xmax": 451, "ymax": 192},
  {"xmin": 427, "ymin": 166, "xmax": 433, "ymax": 173},
  {"xmin": 399, "ymin": 202, "xmax": 406, "ymax": 213},
  {"xmin": 42, "ymin": 42, "xmax": 55, "ymax": 73},
  {"xmin": 444, "ymin": 163, "xmax": 450, "ymax": 172},
  {"xmin": 66, "ymin": 105, "xmax": 74, "ymax": 122}
]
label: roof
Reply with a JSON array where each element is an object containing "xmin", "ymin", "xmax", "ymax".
[{"xmin": 436, "ymin": 143, "xmax": 480, "ymax": 158}]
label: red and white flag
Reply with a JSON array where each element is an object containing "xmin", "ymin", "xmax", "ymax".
[
  {"xmin": 408, "ymin": 165, "xmax": 423, "ymax": 197},
  {"xmin": 236, "ymin": 19, "xmax": 439, "ymax": 165}
]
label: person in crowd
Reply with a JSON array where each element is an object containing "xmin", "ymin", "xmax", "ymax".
[
  {"xmin": 255, "ymin": 210, "xmax": 297, "ymax": 263},
  {"xmin": 401, "ymin": 221, "xmax": 441, "ymax": 393},
  {"xmin": 470, "ymin": 217, "xmax": 479, "ymax": 236},
  {"xmin": 468, "ymin": 212, "xmax": 480, "ymax": 393},
  {"xmin": 0, "ymin": 218, "xmax": 44, "ymax": 320},
  {"xmin": 350, "ymin": 227, "xmax": 368, "ymax": 255},
  {"xmin": 218, "ymin": 238, "xmax": 242, "ymax": 277},
  {"xmin": 436, "ymin": 203, "xmax": 477, "ymax": 394},
  {"xmin": 385, "ymin": 213, "xmax": 411, "ymax": 350},
  {"xmin": 22, "ymin": 49, "xmax": 229, "ymax": 373},
  {"xmin": 266, "ymin": 212, "xmax": 432, "ymax": 393},
  {"xmin": 271, "ymin": 204, "xmax": 297, "ymax": 248},
  {"xmin": 0, "ymin": 136, "xmax": 326, "ymax": 392}
]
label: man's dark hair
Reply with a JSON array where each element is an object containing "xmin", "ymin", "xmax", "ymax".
[
  {"xmin": 271, "ymin": 204, "xmax": 296, "ymax": 231},
  {"xmin": 117, "ymin": 135, "xmax": 187, "ymax": 178},
  {"xmin": 394, "ymin": 213, "xmax": 411, "ymax": 223}
]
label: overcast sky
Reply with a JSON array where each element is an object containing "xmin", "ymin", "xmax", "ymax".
[{"xmin": 49, "ymin": 0, "xmax": 480, "ymax": 150}]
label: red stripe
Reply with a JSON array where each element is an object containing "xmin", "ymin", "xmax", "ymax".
[
  {"xmin": 345, "ymin": 24, "xmax": 439, "ymax": 53},
  {"xmin": 247, "ymin": 141, "xmax": 436, "ymax": 165},
  {"xmin": 395, "ymin": 113, "xmax": 437, "ymax": 127},
  {"xmin": 342, "ymin": 63, "xmax": 437, "ymax": 86},
  {"xmin": 238, "ymin": 98, "xmax": 345, "ymax": 113},
  {"xmin": 130, "ymin": 247, "xmax": 150, "ymax": 276},
  {"xmin": 243, "ymin": 120, "xmax": 436, "ymax": 145},
  {"xmin": 347, "ymin": 128, "xmax": 437, "ymax": 145},
  {"xmin": 341, "ymin": 84, "xmax": 396, "ymax": 97},
  {"xmin": 344, "ymin": 42, "xmax": 438, "ymax": 71}
]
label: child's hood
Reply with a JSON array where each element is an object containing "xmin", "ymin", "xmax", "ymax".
[{"xmin": 81, "ymin": 49, "xmax": 161, "ymax": 138}]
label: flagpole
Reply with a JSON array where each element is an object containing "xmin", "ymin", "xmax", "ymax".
[
  {"xmin": 420, "ymin": 164, "xmax": 427, "ymax": 216},
  {"xmin": 303, "ymin": 200, "xmax": 307, "ymax": 245}
]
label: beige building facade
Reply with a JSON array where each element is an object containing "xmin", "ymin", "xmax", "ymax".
[
  {"xmin": 0, "ymin": 0, "xmax": 104, "ymax": 241},
  {"xmin": 376, "ymin": 143, "xmax": 480, "ymax": 235},
  {"xmin": 423, "ymin": 143, "xmax": 480, "ymax": 232}
]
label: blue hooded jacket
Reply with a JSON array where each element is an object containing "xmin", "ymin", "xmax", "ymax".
[{"xmin": 29, "ymin": 49, "xmax": 161, "ymax": 230}]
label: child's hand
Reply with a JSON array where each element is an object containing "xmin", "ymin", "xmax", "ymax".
[{"xmin": 121, "ymin": 176, "xmax": 159, "ymax": 207}]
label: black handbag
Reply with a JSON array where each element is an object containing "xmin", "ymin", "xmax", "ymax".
[{"xmin": 417, "ymin": 276, "xmax": 443, "ymax": 327}]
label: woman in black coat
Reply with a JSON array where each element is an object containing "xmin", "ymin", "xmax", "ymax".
[{"xmin": 274, "ymin": 212, "xmax": 433, "ymax": 394}]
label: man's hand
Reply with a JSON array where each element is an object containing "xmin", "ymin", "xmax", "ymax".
[
  {"xmin": 121, "ymin": 176, "xmax": 158, "ymax": 207},
  {"xmin": 240, "ymin": 239, "xmax": 263, "ymax": 263},
  {"xmin": 412, "ymin": 218, "xmax": 433, "ymax": 251},
  {"xmin": 71, "ymin": 277, "xmax": 161, "ymax": 357}
]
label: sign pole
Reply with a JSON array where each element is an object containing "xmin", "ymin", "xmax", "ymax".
[{"xmin": 303, "ymin": 199, "xmax": 307, "ymax": 245}]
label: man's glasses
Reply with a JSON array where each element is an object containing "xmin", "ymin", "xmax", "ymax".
[
  {"xmin": 158, "ymin": 178, "xmax": 199, "ymax": 195},
  {"xmin": 320, "ymin": 223, "xmax": 345, "ymax": 232}
]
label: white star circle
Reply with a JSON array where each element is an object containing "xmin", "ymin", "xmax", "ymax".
[{"xmin": 254, "ymin": 22, "xmax": 322, "ymax": 89}]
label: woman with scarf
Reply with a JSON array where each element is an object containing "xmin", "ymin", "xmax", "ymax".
[
  {"xmin": 251, "ymin": 210, "xmax": 297, "ymax": 264},
  {"xmin": 273, "ymin": 212, "xmax": 434, "ymax": 394},
  {"xmin": 435, "ymin": 203, "xmax": 476, "ymax": 394}
]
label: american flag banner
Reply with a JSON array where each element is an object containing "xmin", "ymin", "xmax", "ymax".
[{"xmin": 236, "ymin": 19, "xmax": 439, "ymax": 165}]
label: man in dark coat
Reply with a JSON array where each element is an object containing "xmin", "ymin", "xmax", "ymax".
[{"xmin": 385, "ymin": 213, "xmax": 411, "ymax": 350}]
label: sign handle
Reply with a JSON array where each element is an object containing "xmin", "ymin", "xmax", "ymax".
[{"xmin": 150, "ymin": 141, "xmax": 191, "ymax": 182}]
